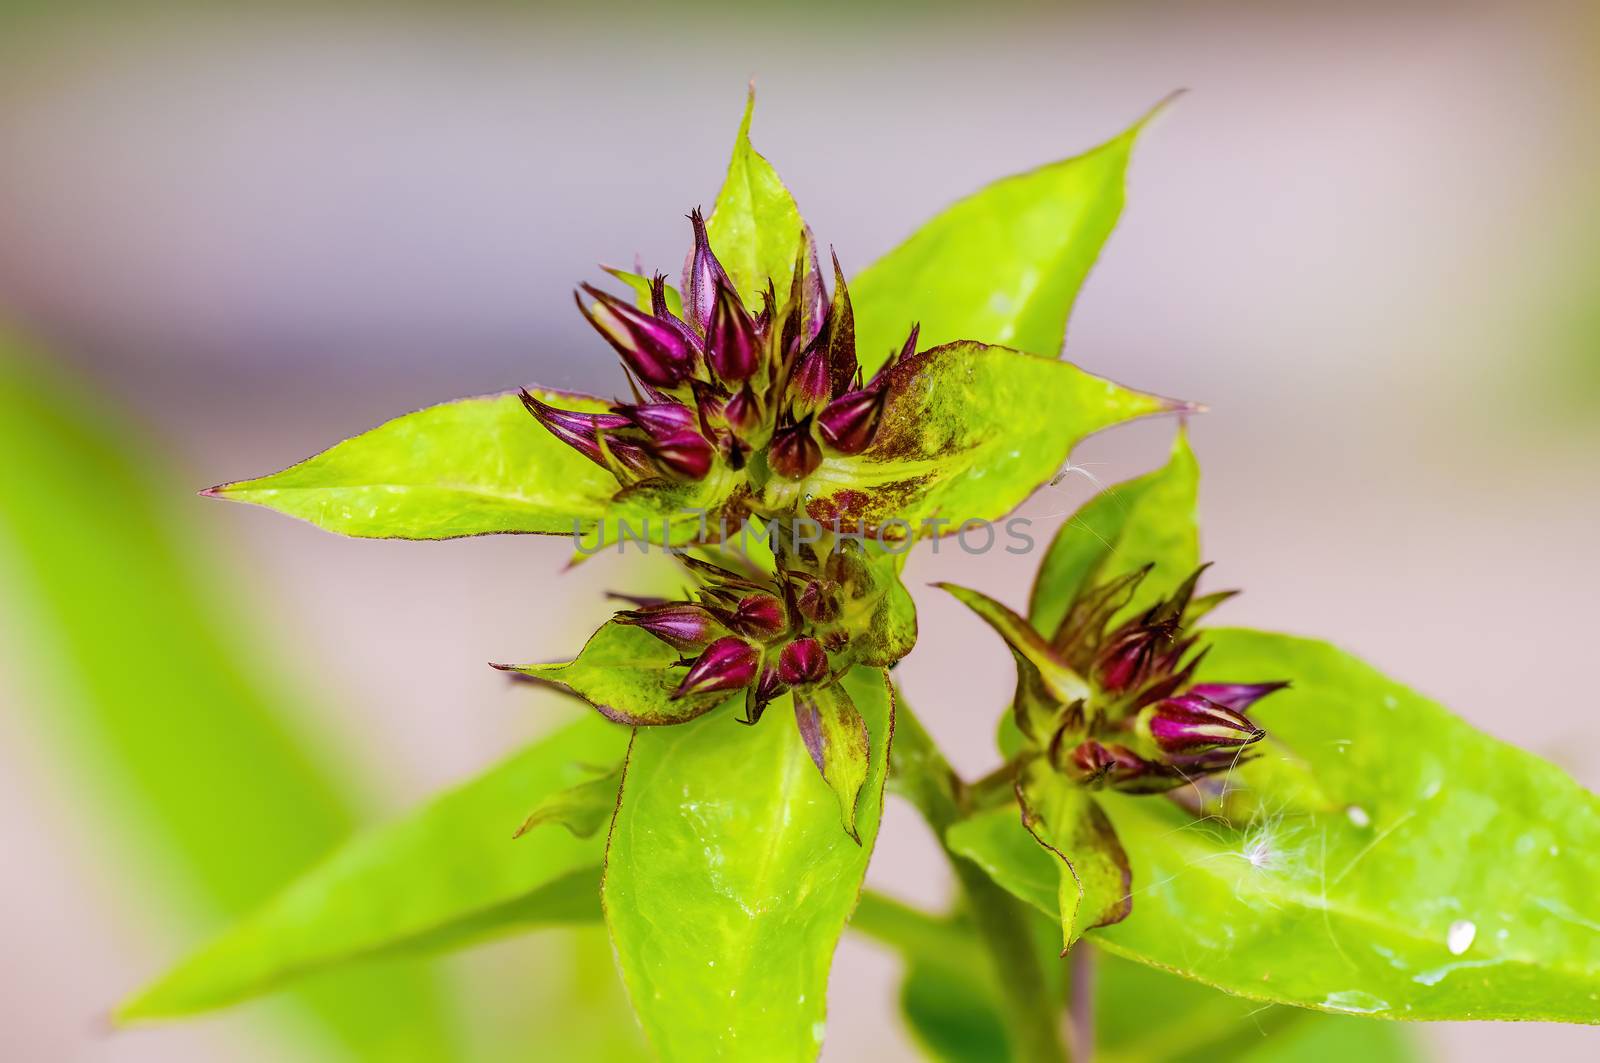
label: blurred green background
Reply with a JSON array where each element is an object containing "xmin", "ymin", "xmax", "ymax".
[{"xmin": 1, "ymin": 1, "xmax": 1596, "ymax": 1060}]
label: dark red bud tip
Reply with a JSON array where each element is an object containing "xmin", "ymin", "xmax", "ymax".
[
  {"xmin": 723, "ymin": 385, "xmax": 763, "ymax": 440},
  {"xmin": 519, "ymin": 390, "xmax": 631, "ymax": 467},
  {"xmin": 673, "ymin": 636, "xmax": 760, "ymax": 698},
  {"xmin": 1186, "ymin": 681, "xmax": 1289, "ymax": 712},
  {"xmin": 619, "ymin": 401, "xmax": 698, "ymax": 436},
  {"xmin": 1147, "ymin": 694, "xmax": 1266, "ymax": 755},
  {"xmin": 576, "ymin": 285, "xmax": 694, "ymax": 389},
  {"xmin": 731, "ymin": 593, "xmax": 786, "ymax": 637},
  {"xmin": 777, "ymin": 637, "xmax": 829, "ymax": 686},
  {"xmin": 645, "ymin": 431, "xmax": 716, "ymax": 481},
  {"xmin": 795, "ymin": 578, "xmax": 841, "ymax": 623},
  {"xmin": 1094, "ymin": 625, "xmax": 1173, "ymax": 695},
  {"xmin": 816, "ymin": 384, "xmax": 888, "ymax": 455},
  {"xmin": 1067, "ymin": 740, "xmax": 1151, "ymax": 789},
  {"xmin": 707, "ymin": 281, "xmax": 761, "ymax": 383},
  {"xmin": 768, "ymin": 419, "xmax": 823, "ymax": 480},
  {"xmin": 615, "ymin": 602, "xmax": 723, "ymax": 652},
  {"xmin": 787, "ymin": 348, "xmax": 831, "ymax": 418}
]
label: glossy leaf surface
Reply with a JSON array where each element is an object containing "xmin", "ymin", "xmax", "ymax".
[
  {"xmin": 706, "ymin": 90, "xmax": 807, "ymax": 307},
  {"xmin": 1028, "ymin": 426, "xmax": 1200, "ymax": 637},
  {"xmin": 852, "ymin": 105, "xmax": 1163, "ymax": 371},
  {"xmin": 604, "ymin": 668, "xmax": 894, "ymax": 1060},
  {"xmin": 120, "ymin": 715, "xmax": 629, "ymax": 1018},
  {"xmin": 206, "ymin": 390, "xmax": 620, "ymax": 539},
  {"xmin": 802, "ymin": 342, "xmax": 1177, "ymax": 537}
]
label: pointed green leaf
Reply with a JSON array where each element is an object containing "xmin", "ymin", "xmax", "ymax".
[
  {"xmin": 515, "ymin": 762, "xmax": 625, "ymax": 839},
  {"xmin": 118, "ymin": 714, "xmax": 629, "ymax": 1020},
  {"xmin": 855, "ymin": 550, "xmax": 918, "ymax": 667},
  {"xmin": 964, "ymin": 626, "xmax": 1600, "ymax": 1022},
  {"xmin": 852, "ymin": 102, "xmax": 1167, "ymax": 371},
  {"xmin": 1016, "ymin": 760, "xmax": 1132, "ymax": 949},
  {"xmin": 603, "ymin": 668, "xmax": 894, "ymax": 1060},
  {"xmin": 707, "ymin": 89, "xmax": 807, "ymax": 307},
  {"xmin": 802, "ymin": 342, "xmax": 1180, "ymax": 537},
  {"xmin": 604, "ymin": 266, "xmax": 684, "ymax": 316},
  {"xmin": 1029, "ymin": 426, "xmax": 1200, "ymax": 637},
  {"xmin": 206, "ymin": 389, "xmax": 622, "ymax": 539},
  {"xmin": 794, "ymin": 681, "xmax": 872, "ymax": 840},
  {"xmin": 501, "ymin": 620, "xmax": 737, "ymax": 726},
  {"xmin": 0, "ymin": 338, "xmax": 453, "ymax": 1058}
]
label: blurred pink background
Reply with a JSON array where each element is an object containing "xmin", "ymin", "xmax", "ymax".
[{"xmin": 2, "ymin": 1, "xmax": 1596, "ymax": 1059}]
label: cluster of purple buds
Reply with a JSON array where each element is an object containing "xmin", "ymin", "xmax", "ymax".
[
  {"xmin": 615, "ymin": 549, "xmax": 872, "ymax": 724},
  {"xmin": 522, "ymin": 211, "xmax": 911, "ymax": 489},
  {"xmin": 1044, "ymin": 565, "xmax": 1284, "ymax": 794}
]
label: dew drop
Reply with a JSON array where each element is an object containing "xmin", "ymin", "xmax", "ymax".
[
  {"xmin": 1345, "ymin": 805, "xmax": 1371, "ymax": 828},
  {"xmin": 1447, "ymin": 919, "xmax": 1476, "ymax": 955}
]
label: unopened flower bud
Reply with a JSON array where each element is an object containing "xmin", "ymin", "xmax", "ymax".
[
  {"xmin": 576, "ymin": 285, "xmax": 694, "ymax": 389},
  {"xmin": 615, "ymin": 603, "xmax": 723, "ymax": 652},
  {"xmin": 731, "ymin": 593, "xmax": 786, "ymax": 637},
  {"xmin": 620, "ymin": 402, "xmax": 698, "ymax": 437},
  {"xmin": 673, "ymin": 636, "xmax": 760, "ymax": 698},
  {"xmin": 708, "ymin": 280, "xmax": 761, "ymax": 383},
  {"xmin": 519, "ymin": 390, "xmax": 631, "ymax": 468},
  {"xmin": 723, "ymin": 384, "xmax": 763, "ymax": 442},
  {"xmin": 777, "ymin": 637, "xmax": 829, "ymax": 686},
  {"xmin": 795, "ymin": 578, "xmax": 841, "ymax": 623},
  {"xmin": 768, "ymin": 418, "xmax": 823, "ymax": 480},
  {"xmin": 1144, "ymin": 693, "xmax": 1266, "ymax": 755},
  {"xmin": 1186, "ymin": 682, "xmax": 1288, "ymax": 712},
  {"xmin": 645, "ymin": 431, "xmax": 716, "ymax": 481},
  {"xmin": 817, "ymin": 383, "xmax": 888, "ymax": 455},
  {"xmin": 787, "ymin": 347, "xmax": 831, "ymax": 418},
  {"xmin": 683, "ymin": 208, "xmax": 734, "ymax": 333}
]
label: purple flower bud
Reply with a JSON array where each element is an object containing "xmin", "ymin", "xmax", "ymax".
[
  {"xmin": 1094, "ymin": 623, "xmax": 1174, "ymax": 695},
  {"xmin": 673, "ymin": 636, "xmax": 760, "ymax": 698},
  {"xmin": 707, "ymin": 281, "xmax": 761, "ymax": 383},
  {"xmin": 518, "ymin": 390, "xmax": 631, "ymax": 468},
  {"xmin": 1187, "ymin": 682, "xmax": 1289, "ymax": 712},
  {"xmin": 598, "ymin": 436, "xmax": 657, "ymax": 481},
  {"xmin": 777, "ymin": 637, "xmax": 829, "ymax": 686},
  {"xmin": 1066, "ymin": 740, "xmax": 1145, "ymax": 787},
  {"xmin": 615, "ymin": 603, "xmax": 724, "ymax": 652},
  {"xmin": 576, "ymin": 285, "xmax": 694, "ymax": 388},
  {"xmin": 768, "ymin": 418, "xmax": 823, "ymax": 480},
  {"xmin": 787, "ymin": 347, "xmax": 831, "ymax": 418},
  {"xmin": 644, "ymin": 430, "xmax": 716, "ymax": 481},
  {"xmin": 740, "ymin": 665, "xmax": 786, "ymax": 725},
  {"xmin": 795, "ymin": 578, "xmax": 840, "ymax": 623},
  {"xmin": 816, "ymin": 383, "xmax": 888, "ymax": 455},
  {"xmin": 619, "ymin": 402, "xmax": 697, "ymax": 437},
  {"xmin": 723, "ymin": 385, "xmax": 763, "ymax": 441},
  {"xmin": 683, "ymin": 208, "xmax": 734, "ymax": 333},
  {"xmin": 731, "ymin": 593, "xmax": 786, "ymax": 637},
  {"xmin": 1145, "ymin": 693, "xmax": 1266, "ymax": 755}
]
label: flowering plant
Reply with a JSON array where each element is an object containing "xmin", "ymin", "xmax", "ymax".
[{"xmin": 118, "ymin": 93, "xmax": 1600, "ymax": 1061}]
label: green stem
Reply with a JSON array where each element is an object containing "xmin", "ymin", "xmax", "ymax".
[{"xmin": 889, "ymin": 700, "xmax": 1070, "ymax": 1063}]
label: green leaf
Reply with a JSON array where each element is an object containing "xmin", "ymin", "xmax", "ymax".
[
  {"xmin": 603, "ymin": 667, "xmax": 894, "ymax": 1060},
  {"xmin": 852, "ymin": 100, "xmax": 1170, "ymax": 372},
  {"xmin": 119, "ymin": 714, "xmax": 629, "ymax": 1019},
  {"xmin": 1016, "ymin": 760, "xmax": 1132, "ymax": 949},
  {"xmin": 0, "ymin": 337, "xmax": 454, "ymax": 1058},
  {"xmin": 206, "ymin": 389, "xmax": 623, "ymax": 539},
  {"xmin": 605, "ymin": 266, "xmax": 683, "ymax": 316},
  {"xmin": 500, "ymin": 620, "xmax": 736, "ymax": 725},
  {"xmin": 515, "ymin": 762, "xmax": 625, "ymax": 839},
  {"xmin": 706, "ymin": 89, "xmax": 807, "ymax": 307},
  {"xmin": 802, "ymin": 342, "xmax": 1180, "ymax": 537},
  {"xmin": 1028, "ymin": 426, "xmax": 1200, "ymax": 637},
  {"xmin": 964, "ymin": 626, "xmax": 1600, "ymax": 1022},
  {"xmin": 794, "ymin": 681, "xmax": 873, "ymax": 841},
  {"xmin": 856, "ymin": 550, "xmax": 918, "ymax": 667}
]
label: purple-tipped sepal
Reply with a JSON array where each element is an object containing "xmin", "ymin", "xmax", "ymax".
[
  {"xmin": 673, "ymin": 636, "xmax": 760, "ymax": 699},
  {"xmin": 777, "ymin": 636, "xmax": 829, "ymax": 687},
  {"xmin": 518, "ymin": 390, "xmax": 630, "ymax": 468},
  {"xmin": 615, "ymin": 603, "xmax": 725, "ymax": 653}
]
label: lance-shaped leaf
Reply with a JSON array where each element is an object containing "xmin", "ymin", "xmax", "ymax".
[
  {"xmin": 851, "ymin": 99, "xmax": 1171, "ymax": 371},
  {"xmin": 855, "ymin": 550, "xmax": 918, "ymax": 667},
  {"xmin": 204, "ymin": 389, "xmax": 623, "ymax": 539},
  {"xmin": 514, "ymin": 762, "xmax": 625, "ymax": 839},
  {"xmin": 1029, "ymin": 426, "xmax": 1201, "ymax": 637},
  {"xmin": 794, "ymin": 681, "xmax": 872, "ymax": 841},
  {"xmin": 1, "ymin": 340, "xmax": 452, "ymax": 1056},
  {"xmin": 498, "ymin": 620, "xmax": 739, "ymax": 726},
  {"xmin": 960, "ymin": 627, "xmax": 1600, "ymax": 1023},
  {"xmin": 118, "ymin": 713, "xmax": 629, "ymax": 1020},
  {"xmin": 802, "ymin": 342, "xmax": 1181, "ymax": 538},
  {"xmin": 1014, "ymin": 760, "xmax": 1132, "ymax": 950},
  {"xmin": 603, "ymin": 668, "xmax": 894, "ymax": 1060},
  {"xmin": 706, "ymin": 89, "xmax": 807, "ymax": 308},
  {"xmin": 605, "ymin": 266, "xmax": 684, "ymax": 316}
]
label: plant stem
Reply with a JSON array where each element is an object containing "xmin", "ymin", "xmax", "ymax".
[
  {"xmin": 1068, "ymin": 943, "xmax": 1095, "ymax": 1061},
  {"xmin": 890, "ymin": 700, "xmax": 1070, "ymax": 1063}
]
